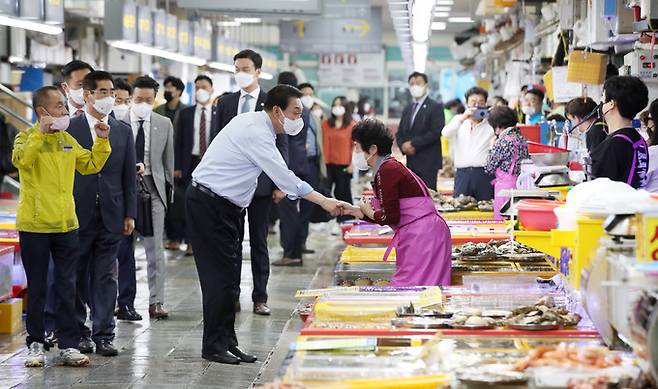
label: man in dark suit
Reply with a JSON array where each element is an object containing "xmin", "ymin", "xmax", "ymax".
[
  {"xmin": 211, "ymin": 49, "xmax": 281, "ymax": 316},
  {"xmin": 172, "ymin": 75, "xmax": 215, "ymax": 256},
  {"xmin": 271, "ymin": 72, "xmax": 310, "ymax": 267},
  {"xmin": 396, "ymin": 71, "xmax": 445, "ymax": 190},
  {"xmin": 68, "ymin": 71, "xmax": 137, "ymax": 357}
]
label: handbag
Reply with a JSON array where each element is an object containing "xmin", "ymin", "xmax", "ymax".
[{"xmin": 135, "ymin": 176, "xmax": 154, "ymax": 237}]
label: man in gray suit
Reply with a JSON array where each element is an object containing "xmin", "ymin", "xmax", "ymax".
[{"xmin": 128, "ymin": 76, "xmax": 174, "ymax": 319}]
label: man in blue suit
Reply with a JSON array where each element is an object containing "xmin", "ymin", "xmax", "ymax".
[{"xmin": 68, "ymin": 71, "xmax": 137, "ymax": 357}]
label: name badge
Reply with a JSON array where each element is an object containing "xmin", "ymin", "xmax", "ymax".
[{"xmin": 62, "ymin": 146, "xmax": 73, "ymax": 151}]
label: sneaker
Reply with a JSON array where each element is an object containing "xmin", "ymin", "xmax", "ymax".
[
  {"xmin": 54, "ymin": 348, "xmax": 90, "ymax": 367},
  {"xmin": 24, "ymin": 342, "xmax": 45, "ymax": 367}
]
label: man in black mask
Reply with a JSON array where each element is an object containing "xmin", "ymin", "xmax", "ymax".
[{"xmin": 155, "ymin": 76, "xmax": 187, "ymax": 125}]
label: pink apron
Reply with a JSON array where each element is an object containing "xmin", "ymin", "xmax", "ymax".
[
  {"xmin": 491, "ymin": 138, "xmax": 521, "ymax": 221},
  {"xmin": 371, "ymin": 163, "xmax": 452, "ymax": 286}
]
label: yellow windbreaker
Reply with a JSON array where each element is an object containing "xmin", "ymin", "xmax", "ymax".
[{"xmin": 12, "ymin": 123, "xmax": 111, "ymax": 233}]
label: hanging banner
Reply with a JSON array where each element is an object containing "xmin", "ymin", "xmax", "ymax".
[
  {"xmin": 103, "ymin": 0, "xmax": 136, "ymax": 43},
  {"xmin": 317, "ymin": 51, "xmax": 385, "ymax": 87},
  {"xmin": 0, "ymin": 0, "xmax": 16, "ymax": 15},
  {"xmin": 44, "ymin": 0, "xmax": 64, "ymax": 24},
  {"xmin": 166, "ymin": 14, "xmax": 177, "ymax": 52},
  {"xmin": 178, "ymin": 20, "xmax": 191, "ymax": 55},
  {"xmin": 137, "ymin": 5, "xmax": 153, "ymax": 46},
  {"xmin": 153, "ymin": 9, "xmax": 167, "ymax": 49}
]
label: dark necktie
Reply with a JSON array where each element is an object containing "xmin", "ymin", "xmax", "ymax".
[
  {"xmin": 75, "ymin": 109, "xmax": 83, "ymax": 117},
  {"xmin": 410, "ymin": 102, "xmax": 419, "ymax": 125},
  {"xmin": 136, "ymin": 120, "xmax": 145, "ymax": 164},
  {"xmin": 199, "ymin": 107, "xmax": 207, "ymax": 156}
]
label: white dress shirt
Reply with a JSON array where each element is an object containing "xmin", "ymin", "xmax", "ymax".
[
  {"xmin": 83, "ymin": 111, "xmax": 109, "ymax": 143},
  {"xmin": 130, "ymin": 109, "xmax": 152, "ymax": 175},
  {"xmin": 192, "ymin": 111, "xmax": 313, "ymax": 208},
  {"xmin": 192, "ymin": 103, "xmax": 212, "ymax": 156},
  {"xmin": 237, "ymin": 87, "xmax": 261, "ymax": 115},
  {"xmin": 69, "ymin": 101, "xmax": 84, "ymax": 118},
  {"xmin": 441, "ymin": 114, "xmax": 495, "ymax": 168}
]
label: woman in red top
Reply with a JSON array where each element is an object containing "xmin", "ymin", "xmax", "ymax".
[
  {"xmin": 322, "ymin": 96, "xmax": 356, "ymax": 221},
  {"xmin": 343, "ymin": 119, "xmax": 452, "ymax": 286}
]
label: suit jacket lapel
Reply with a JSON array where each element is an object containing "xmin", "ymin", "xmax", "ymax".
[
  {"xmin": 76, "ymin": 115, "xmax": 94, "ymax": 149},
  {"xmin": 256, "ymin": 91, "xmax": 266, "ymax": 112}
]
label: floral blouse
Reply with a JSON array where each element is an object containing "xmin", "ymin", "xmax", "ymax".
[{"xmin": 484, "ymin": 127, "xmax": 530, "ymax": 175}]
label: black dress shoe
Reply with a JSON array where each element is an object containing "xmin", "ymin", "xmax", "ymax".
[
  {"xmin": 78, "ymin": 336, "xmax": 94, "ymax": 354},
  {"xmin": 117, "ymin": 307, "xmax": 143, "ymax": 321},
  {"xmin": 228, "ymin": 346, "xmax": 257, "ymax": 363},
  {"xmin": 202, "ymin": 351, "xmax": 240, "ymax": 365},
  {"xmin": 96, "ymin": 340, "xmax": 118, "ymax": 357},
  {"xmin": 302, "ymin": 247, "xmax": 315, "ymax": 254}
]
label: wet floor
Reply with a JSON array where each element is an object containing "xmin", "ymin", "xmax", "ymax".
[{"xmin": 0, "ymin": 223, "xmax": 344, "ymax": 389}]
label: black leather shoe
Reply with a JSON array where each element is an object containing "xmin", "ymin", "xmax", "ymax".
[
  {"xmin": 96, "ymin": 340, "xmax": 118, "ymax": 357},
  {"xmin": 228, "ymin": 346, "xmax": 257, "ymax": 363},
  {"xmin": 202, "ymin": 351, "xmax": 240, "ymax": 365},
  {"xmin": 302, "ymin": 247, "xmax": 315, "ymax": 254},
  {"xmin": 78, "ymin": 336, "xmax": 94, "ymax": 354},
  {"xmin": 117, "ymin": 306, "xmax": 143, "ymax": 321}
]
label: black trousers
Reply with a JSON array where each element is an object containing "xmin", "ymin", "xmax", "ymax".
[
  {"xmin": 300, "ymin": 156, "xmax": 320, "ymax": 245},
  {"xmin": 186, "ymin": 185, "xmax": 244, "ymax": 353},
  {"xmin": 279, "ymin": 197, "xmax": 303, "ymax": 259},
  {"xmin": 116, "ymin": 234, "xmax": 137, "ymax": 309},
  {"xmin": 325, "ymin": 164, "xmax": 353, "ymax": 223},
  {"xmin": 20, "ymin": 230, "xmax": 80, "ymax": 349},
  {"xmin": 75, "ymin": 208, "xmax": 122, "ymax": 342},
  {"xmin": 165, "ymin": 156, "xmax": 201, "ymax": 242},
  {"xmin": 238, "ymin": 195, "xmax": 272, "ymax": 304},
  {"xmin": 454, "ymin": 167, "xmax": 495, "ymax": 201}
]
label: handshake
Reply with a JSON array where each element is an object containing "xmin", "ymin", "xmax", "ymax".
[{"xmin": 321, "ymin": 196, "xmax": 374, "ymax": 220}]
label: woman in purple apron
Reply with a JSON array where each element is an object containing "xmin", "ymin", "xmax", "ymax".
[
  {"xmin": 343, "ymin": 119, "xmax": 452, "ymax": 286},
  {"xmin": 484, "ymin": 107, "xmax": 530, "ymax": 220}
]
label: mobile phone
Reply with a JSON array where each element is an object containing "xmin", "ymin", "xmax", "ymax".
[{"xmin": 474, "ymin": 106, "xmax": 490, "ymax": 120}]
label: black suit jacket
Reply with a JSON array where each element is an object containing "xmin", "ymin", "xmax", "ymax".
[
  {"xmin": 68, "ymin": 114, "xmax": 137, "ymax": 234},
  {"xmin": 174, "ymin": 104, "xmax": 212, "ymax": 180},
  {"xmin": 212, "ymin": 89, "xmax": 290, "ymax": 197},
  {"xmin": 286, "ymin": 107, "xmax": 310, "ymax": 177},
  {"xmin": 396, "ymin": 97, "xmax": 445, "ymax": 179}
]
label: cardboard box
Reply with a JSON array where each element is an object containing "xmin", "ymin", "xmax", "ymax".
[{"xmin": 0, "ymin": 298, "xmax": 22, "ymax": 334}]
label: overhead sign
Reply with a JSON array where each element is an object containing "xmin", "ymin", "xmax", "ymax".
[
  {"xmin": 280, "ymin": 7, "xmax": 382, "ymax": 53},
  {"xmin": 166, "ymin": 14, "xmax": 177, "ymax": 52},
  {"xmin": 178, "ymin": 20, "xmax": 191, "ymax": 55},
  {"xmin": 153, "ymin": 9, "xmax": 167, "ymax": 48},
  {"xmin": 137, "ymin": 5, "xmax": 152, "ymax": 46},
  {"xmin": 175, "ymin": 0, "xmax": 322, "ymax": 15},
  {"xmin": 44, "ymin": 0, "xmax": 64, "ymax": 24},
  {"xmin": 103, "ymin": 0, "xmax": 136, "ymax": 43},
  {"xmin": 317, "ymin": 52, "xmax": 385, "ymax": 88},
  {"xmin": 324, "ymin": 0, "xmax": 370, "ymax": 19}
]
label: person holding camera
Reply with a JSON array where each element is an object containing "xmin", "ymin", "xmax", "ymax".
[
  {"xmin": 484, "ymin": 106, "xmax": 530, "ymax": 220},
  {"xmin": 441, "ymin": 87, "xmax": 495, "ymax": 201}
]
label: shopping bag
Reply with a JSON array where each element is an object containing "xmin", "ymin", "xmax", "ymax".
[{"xmin": 135, "ymin": 176, "xmax": 154, "ymax": 237}]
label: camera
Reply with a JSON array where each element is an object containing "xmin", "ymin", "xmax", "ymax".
[{"xmin": 473, "ymin": 106, "xmax": 490, "ymax": 120}]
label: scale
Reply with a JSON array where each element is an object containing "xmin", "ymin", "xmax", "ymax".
[{"xmin": 534, "ymin": 165, "xmax": 573, "ymax": 188}]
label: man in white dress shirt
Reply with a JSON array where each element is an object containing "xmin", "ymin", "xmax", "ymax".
[
  {"xmin": 187, "ymin": 85, "xmax": 345, "ymax": 365},
  {"xmin": 61, "ymin": 60, "xmax": 94, "ymax": 118},
  {"xmin": 441, "ymin": 86, "xmax": 496, "ymax": 200}
]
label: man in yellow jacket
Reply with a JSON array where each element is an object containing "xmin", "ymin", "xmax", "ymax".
[{"xmin": 12, "ymin": 86, "xmax": 111, "ymax": 368}]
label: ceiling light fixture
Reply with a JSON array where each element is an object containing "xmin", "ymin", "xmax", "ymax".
[
  {"xmin": 448, "ymin": 16, "xmax": 474, "ymax": 23},
  {"xmin": 435, "ymin": 0, "xmax": 454, "ymax": 4},
  {"xmin": 0, "ymin": 15, "xmax": 62, "ymax": 35},
  {"xmin": 431, "ymin": 22, "xmax": 447, "ymax": 30},
  {"xmin": 207, "ymin": 61, "xmax": 273, "ymax": 79},
  {"xmin": 217, "ymin": 21, "xmax": 241, "ymax": 27},
  {"xmin": 109, "ymin": 40, "xmax": 207, "ymax": 66},
  {"xmin": 434, "ymin": 6, "xmax": 451, "ymax": 12},
  {"xmin": 234, "ymin": 17, "xmax": 261, "ymax": 23},
  {"xmin": 434, "ymin": 12, "xmax": 449, "ymax": 18},
  {"xmin": 412, "ymin": 41, "xmax": 428, "ymax": 73},
  {"xmin": 411, "ymin": 0, "xmax": 434, "ymax": 42}
]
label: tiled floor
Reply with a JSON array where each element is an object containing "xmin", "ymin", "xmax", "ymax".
[{"xmin": 0, "ymin": 223, "xmax": 343, "ymax": 389}]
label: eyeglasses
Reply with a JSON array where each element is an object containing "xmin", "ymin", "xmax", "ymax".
[{"xmin": 89, "ymin": 88, "xmax": 115, "ymax": 98}]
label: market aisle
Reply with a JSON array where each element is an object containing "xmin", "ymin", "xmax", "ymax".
[{"xmin": 0, "ymin": 224, "xmax": 345, "ymax": 388}]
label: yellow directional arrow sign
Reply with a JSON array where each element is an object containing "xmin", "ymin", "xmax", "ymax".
[
  {"xmin": 294, "ymin": 20, "xmax": 305, "ymax": 38},
  {"xmin": 343, "ymin": 19, "xmax": 370, "ymax": 38}
]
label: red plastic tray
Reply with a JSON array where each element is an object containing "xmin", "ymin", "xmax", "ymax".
[{"xmin": 528, "ymin": 141, "xmax": 568, "ymax": 154}]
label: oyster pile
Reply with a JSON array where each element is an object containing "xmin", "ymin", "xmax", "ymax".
[
  {"xmin": 478, "ymin": 200, "xmax": 494, "ymax": 212},
  {"xmin": 453, "ymin": 239, "xmax": 542, "ymax": 259},
  {"xmin": 450, "ymin": 308, "xmax": 508, "ymax": 328},
  {"xmin": 507, "ymin": 296, "xmax": 582, "ymax": 328},
  {"xmin": 429, "ymin": 191, "xmax": 479, "ymax": 212}
]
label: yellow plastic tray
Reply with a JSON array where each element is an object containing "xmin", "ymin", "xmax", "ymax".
[
  {"xmin": 440, "ymin": 210, "xmax": 495, "ymax": 221},
  {"xmin": 340, "ymin": 246, "xmax": 396, "ymax": 263}
]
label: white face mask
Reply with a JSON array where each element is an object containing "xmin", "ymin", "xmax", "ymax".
[
  {"xmin": 301, "ymin": 95, "xmax": 314, "ymax": 109},
  {"xmin": 353, "ymin": 150, "xmax": 374, "ymax": 171},
  {"xmin": 196, "ymin": 89, "xmax": 210, "ymax": 104},
  {"xmin": 234, "ymin": 72, "xmax": 254, "ymax": 89},
  {"xmin": 132, "ymin": 102, "xmax": 153, "ymax": 119},
  {"xmin": 92, "ymin": 96, "xmax": 115, "ymax": 116},
  {"xmin": 363, "ymin": 103, "xmax": 371, "ymax": 113},
  {"xmin": 522, "ymin": 106, "xmax": 537, "ymax": 116},
  {"xmin": 112, "ymin": 104, "xmax": 130, "ymax": 121},
  {"xmin": 277, "ymin": 110, "xmax": 304, "ymax": 136},
  {"xmin": 312, "ymin": 108, "xmax": 323, "ymax": 118},
  {"xmin": 68, "ymin": 87, "xmax": 85, "ymax": 106},
  {"xmin": 46, "ymin": 110, "xmax": 70, "ymax": 131},
  {"xmin": 409, "ymin": 85, "xmax": 426, "ymax": 98},
  {"xmin": 332, "ymin": 105, "xmax": 346, "ymax": 117}
]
